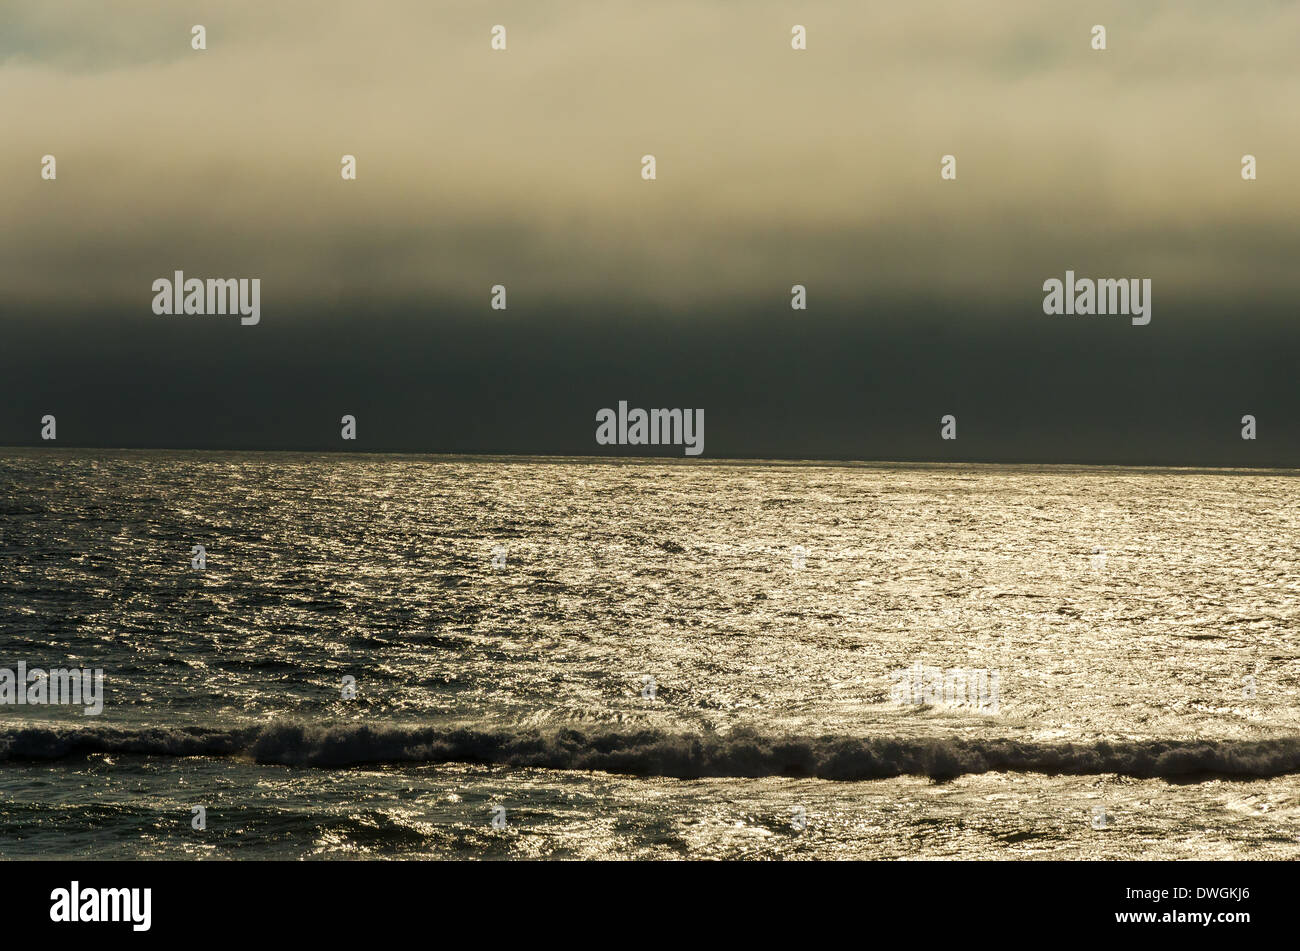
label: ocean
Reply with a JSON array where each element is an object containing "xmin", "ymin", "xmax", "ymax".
[{"xmin": 2, "ymin": 449, "xmax": 1298, "ymax": 859}]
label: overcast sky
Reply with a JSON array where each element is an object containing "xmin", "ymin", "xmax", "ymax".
[{"xmin": 2, "ymin": 0, "xmax": 1297, "ymax": 465}]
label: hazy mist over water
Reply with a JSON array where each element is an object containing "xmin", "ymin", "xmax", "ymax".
[
  {"xmin": 2, "ymin": 450, "xmax": 1298, "ymax": 859},
  {"xmin": 5, "ymin": 1, "xmax": 1300, "ymax": 469}
]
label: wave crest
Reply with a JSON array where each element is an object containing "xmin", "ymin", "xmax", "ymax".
[{"xmin": 3, "ymin": 723, "xmax": 1299, "ymax": 780}]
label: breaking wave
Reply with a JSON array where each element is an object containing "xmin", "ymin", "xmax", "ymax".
[{"xmin": 3, "ymin": 723, "xmax": 1299, "ymax": 780}]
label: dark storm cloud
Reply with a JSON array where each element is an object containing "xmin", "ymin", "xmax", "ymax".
[
  {"xmin": 2, "ymin": 297, "xmax": 1296, "ymax": 466},
  {"xmin": 1, "ymin": 0, "xmax": 1297, "ymax": 464}
]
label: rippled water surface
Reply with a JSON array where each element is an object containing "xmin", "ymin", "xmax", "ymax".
[{"xmin": 2, "ymin": 450, "xmax": 1298, "ymax": 858}]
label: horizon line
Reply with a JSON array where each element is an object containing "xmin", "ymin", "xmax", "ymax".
[{"xmin": 2, "ymin": 445, "xmax": 1296, "ymax": 475}]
